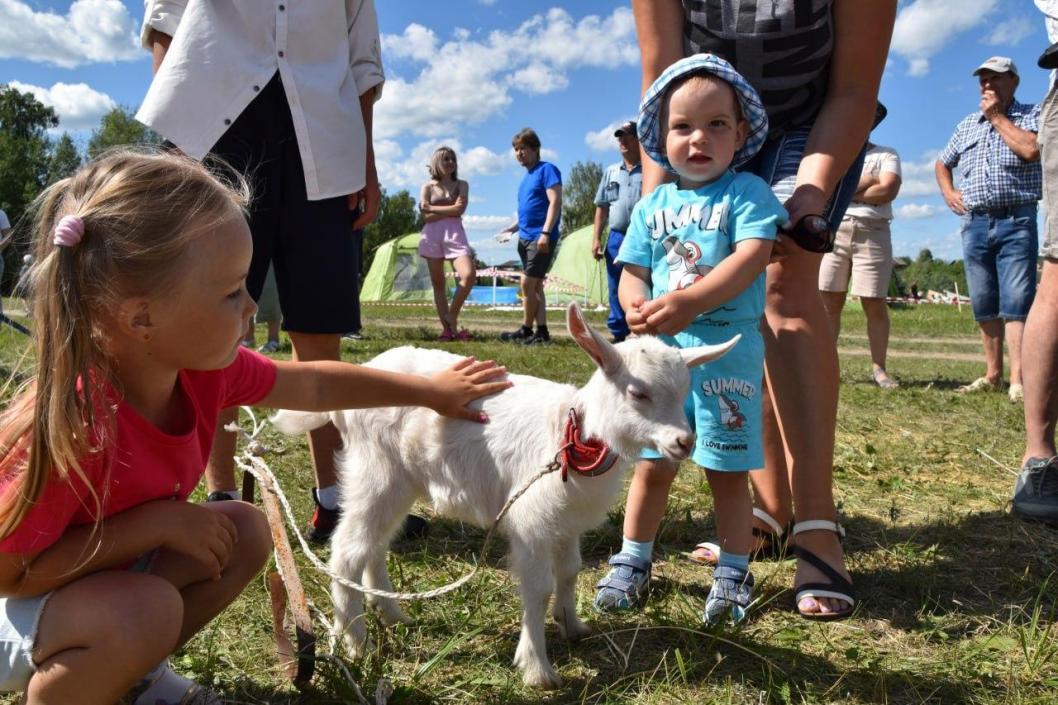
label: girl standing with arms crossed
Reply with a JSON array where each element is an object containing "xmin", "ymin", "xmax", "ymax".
[
  {"xmin": 0, "ymin": 150, "xmax": 509, "ymax": 705},
  {"xmin": 420, "ymin": 147, "xmax": 477, "ymax": 341}
]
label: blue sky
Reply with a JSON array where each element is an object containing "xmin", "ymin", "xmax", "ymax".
[{"xmin": 0, "ymin": 0, "xmax": 1053, "ymax": 264}]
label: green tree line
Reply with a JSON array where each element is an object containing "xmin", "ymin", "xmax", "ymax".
[{"xmin": 0, "ymin": 84, "xmax": 160, "ymax": 294}]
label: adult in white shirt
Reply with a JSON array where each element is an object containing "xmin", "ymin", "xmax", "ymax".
[
  {"xmin": 1014, "ymin": 1, "xmax": 1058, "ymax": 522},
  {"xmin": 818, "ymin": 143, "xmax": 903, "ymax": 388},
  {"xmin": 139, "ymin": 0, "xmax": 383, "ymax": 543}
]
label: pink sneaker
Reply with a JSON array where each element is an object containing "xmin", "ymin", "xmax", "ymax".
[
  {"xmin": 455, "ymin": 328, "xmax": 472, "ymax": 341},
  {"xmin": 438, "ymin": 328, "xmax": 455, "ymax": 341}
]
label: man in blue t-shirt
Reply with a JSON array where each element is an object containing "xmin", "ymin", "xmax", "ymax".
[{"xmin": 497, "ymin": 128, "xmax": 562, "ymax": 345}]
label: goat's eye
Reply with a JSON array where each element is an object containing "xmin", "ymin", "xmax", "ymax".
[{"xmin": 628, "ymin": 388, "xmax": 650, "ymax": 402}]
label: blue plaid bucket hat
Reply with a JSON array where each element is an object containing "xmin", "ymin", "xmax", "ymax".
[{"xmin": 638, "ymin": 53, "xmax": 769, "ymax": 173}]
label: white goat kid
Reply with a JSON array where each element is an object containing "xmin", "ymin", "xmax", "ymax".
[{"xmin": 271, "ymin": 303, "xmax": 737, "ymax": 689}]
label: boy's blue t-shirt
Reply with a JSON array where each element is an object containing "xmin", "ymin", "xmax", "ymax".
[
  {"xmin": 517, "ymin": 161, "xmax": 562, "ymax": 242},
  {"xmin": 616, "ymin": 170, "xmax": 787, "ymax": 330}
]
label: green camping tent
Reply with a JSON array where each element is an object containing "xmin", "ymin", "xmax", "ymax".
[
  {"xmin": 359, "ymin": 225, "xmax": 608, "ymax": 307},
  {"xmin": 544, "ymin": 225, "xmax": 607, "ymax": 307},
  {"xmin": 359, "ymin": 232, "xmax": 445, "ymax": 303}
]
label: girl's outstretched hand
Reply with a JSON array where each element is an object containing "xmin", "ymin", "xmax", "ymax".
[
  {"xmin": 428, "ymin": 356, "xmax": 512, "ymax": 423},
  {"xmin": 159, "ymin": 502, "xmax": 238, "ymax": 581}
]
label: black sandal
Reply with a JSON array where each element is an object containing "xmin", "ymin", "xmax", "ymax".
[{"xmin": 791, "ymin": 520, "xmax": 856, "ymax": 621}]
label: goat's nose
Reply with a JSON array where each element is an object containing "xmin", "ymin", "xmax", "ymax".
[{"xmin": 676, "ymin": 433, "xmax": 694, "ymax": 454}]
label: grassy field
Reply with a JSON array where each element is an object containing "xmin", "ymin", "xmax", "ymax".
[{"xmin": 0, "ymin": 299, "xmax": 1056, "ymax": 704}]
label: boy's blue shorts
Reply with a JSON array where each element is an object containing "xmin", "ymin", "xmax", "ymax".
[{"xmin": 641, "ymin": 324, "xmax": 764, "ymax": 471}]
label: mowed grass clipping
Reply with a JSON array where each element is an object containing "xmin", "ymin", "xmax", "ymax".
[{"xmin": 0, "ymin": 299, "xmax": 1056, "ymax": 704}]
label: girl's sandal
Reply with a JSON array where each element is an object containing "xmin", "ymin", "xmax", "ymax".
[
  {"xmin": 791, "ymin": 520, "xmax": 856, "ymax": 622},
  {"xmin": 872, "ymin": 368, "xmax": 900, "ymax": 390},
  {"xmin": 455, "ymin": 327, "xmax": 472, "ymax": 341},
  {"xmin": 438, "ymin": 327, "xmax": 455, "ymax": 342},
  {"xmin": 686, "ymin": 507, "xmax": 791, "ymax": 566}
]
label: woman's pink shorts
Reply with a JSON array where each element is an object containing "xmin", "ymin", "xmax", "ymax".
[{"xmin": 419, "ymin": 218, "xmax": 472, "ymax": 260}]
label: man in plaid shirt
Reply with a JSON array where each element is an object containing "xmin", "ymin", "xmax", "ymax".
[{"xmin": 935, "ymin": 56, "xmax": 1042, "ymax": 402}]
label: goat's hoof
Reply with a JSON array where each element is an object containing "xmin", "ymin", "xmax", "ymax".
[
  {"xmin": 520, "ymin": 663, "xmax": 563, "ymax": 690},
  {"xmin": 557, "ymin": 618, "xmax": 592, "ymax": 642},
  {"xmin": 337, "ymin": 628, "xmax": 370, "ymax": 659},
  {"xmin": 376, "ymin": 604, "xmax": 412, "ymax": 626}
]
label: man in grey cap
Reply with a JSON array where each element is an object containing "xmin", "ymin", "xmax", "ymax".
[
  {"xmin": 935, "ymin": 56, "xmax": 1041, "ymax": 401},
  {"xmin": 591, "ymin": 119, "xmax": 642, "ymax": 342}
]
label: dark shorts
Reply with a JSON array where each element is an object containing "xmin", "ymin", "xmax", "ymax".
[
  {"xmin": 517, "ymin": 237, "xmax": 557, "ymax": 278},
  {"xmin": 210, "ymin": 74, "xmax": 361, "ymax": 335}
]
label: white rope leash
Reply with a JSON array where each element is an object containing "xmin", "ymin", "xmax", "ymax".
[{"xmin": 226, "ymin": 409, "xmax": 565, "ymax": 601}]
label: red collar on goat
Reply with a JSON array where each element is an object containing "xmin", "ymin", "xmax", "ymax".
[{"xmin": 560, "ymin": 408, "xmax": 619, "ymax": 482}]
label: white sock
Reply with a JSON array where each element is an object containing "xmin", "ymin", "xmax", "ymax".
[
  {"xmin": 132, "ymin": 661, "xmax": 204, "ymax": 705},
  {"xmin": 315, "ymin": 484, "xmax": 340, "ymax": 510}
]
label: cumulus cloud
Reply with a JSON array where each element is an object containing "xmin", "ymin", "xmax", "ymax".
[
  {"xmin": 891, "ymin": 0, "xmax": 998, "ymax": 76},
  {"xmin": 376, "ymin": 7, "xmax": 638, "ymax": 139},
  {"xmin": 0, "ymin": 0, "xmax": 140, "ymax": 68},
  {"xmin": 8, "ymin": 80, "xmax": 116, "ymax": 130},
  {"xmin": 464, "ymin": 214, "xmax": 513, "ymax": 231},
  {"xmin": 982, "ymin": 16, "xmax": 1035, "ymax": 46},
  {"xmin": 374, "ymin": 138, "xmax": 515, "ymax": 192},
  {"xmin": 895, "ymin": 203, "xmax": 942, "ymax": 219},
  {"xmin": 897, "ymin": 151, "xmax": 943, "ymax": 197},
  {"xmin": 585, "ymin": 119, "xmax": 636, "ymax": 152}
]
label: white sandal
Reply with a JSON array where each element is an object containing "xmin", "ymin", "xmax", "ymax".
[
  {"xmin": 687, "ymin": 507, "xmax": 791, "ymax": 566},
  {"xmin": 791, "ymin": 520, "xmax": 855, "ymax": 621}
]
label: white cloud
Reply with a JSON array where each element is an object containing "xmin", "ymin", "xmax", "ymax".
[
  {"xmin": 508, "ymin": 62, "xmax": 569, "ymax": 94},
  {"xmin": 376, "ymin": 7, "xmax": 638, "ymax": 139},
  {"xmin": 8, "ymin": 80, "xmax": 116, "ymax": 130},
  {"xmin": 0, "ymin": 0, "xmax": 140, "ymax": 68},
  {"xmin": 585, "ymin": 119, "xmax": 635, "ymax": 152},
  {"xmin": 375, "ymin": 139, "xmax": 515, "ymax": 192},
  {"xmin": 464, "ymin": 214, "xmax": 513, "ymax": 231},
  {"xmin": 982, "ymin": 16, "xmax": 1035, "ymax": 46},
  {"xmin": 895, "ymin": 203, "xmax": 942, "ymax": 219},
  {"xmin": 381, "ymin": 23, "xmax": 438, "ymax": 62},
  {"xmin": 896, "ymin": 150, "xmax": 943, "ymax": 197},
  {"xmin": 891, "ymin": 0, "xmax": 998, "ymax": 76}
]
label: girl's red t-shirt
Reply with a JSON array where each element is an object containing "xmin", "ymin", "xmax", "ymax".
[{"xmin": 0, "ymin": 348, "xmax": 277, "ymax": 554}]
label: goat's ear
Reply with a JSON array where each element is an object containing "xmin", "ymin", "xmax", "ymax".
[
  {"xmin": 680, "ymin": 333, "xmax": 741, "ymax": 368},
  {"xmin": 270, "ymin": 410, "xmax": 331, "ymax": 435},
  {"xmin": 567, "ymin": 302, "xmax": 623, "ymax": 375}
]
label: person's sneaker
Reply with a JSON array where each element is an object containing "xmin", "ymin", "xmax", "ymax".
[
  {"xmin": 1012, "ymin": 456, "xmax": 1058, "ymax": 524},
  {"xmin": 522, "ymin": 329, "xmax": 551, "ymax": 346},
  {"xmin": 594, "ymin": 553, "xmax": 651, "ymax": 612},
  {"xmin": 257, "ymin": 339, "xmax": 280, "ymax": 353},
  {"xmin": 306, "ymin": 488, "xmax": 341, "ymax": 544},
  {"xmin": 1009, "ymin": 383, "xmax": 1025, "ymax": 404},
  {"xmin": 206, "ymin": 490, "xmax": 240, "ymax": 502},
  {"xmin": 956, "ymin": 377, "xmax": 1003, "ymax": 394},
  {"xmin": 342, "ymin": 331, "xmax": 364, "ymax": 341},
  {"xmin": 500, "ymin": 325, "xmax": 533, "ymax": 342}
]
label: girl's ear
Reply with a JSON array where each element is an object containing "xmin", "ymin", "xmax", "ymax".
[{"xmin": 116, "ymin": 299, "xmax": 153, "ymax": 339}]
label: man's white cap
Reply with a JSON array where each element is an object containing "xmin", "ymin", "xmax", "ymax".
[{"xmin": 973, "ymin": 56, "xmax": 1018, "ymax": 77}]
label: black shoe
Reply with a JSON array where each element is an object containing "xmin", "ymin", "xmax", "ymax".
[
  {"xmin": 522, "ymin": 330, "xmax": 551, "ymax": 345},
  {"xmin": 306, "ymin": 488, "xmax": 341, "ymax": 544},
  {"xmin": 206, "ymin": 490, "xmax": 238, "ymax": 502},
  {"xmin": 397, "ymin": 514, "xmax": 430, "ymax": 540},
  {"xmin": 500, "ymin": 325, "xmax": 533, "ymax": 342}
]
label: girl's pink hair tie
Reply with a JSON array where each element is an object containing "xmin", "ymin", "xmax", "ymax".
[{"xmin": 53, "ymin": 215, "xmax": 85, "ymax": 248}]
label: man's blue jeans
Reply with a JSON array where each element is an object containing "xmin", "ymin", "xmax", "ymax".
[
  {"xmin": 960, "ymin": 204, "xmax": 1039, "ymax": 322},
  {"xmin": 605, "ymin": 228, "xmax": 629, "ymax": 339}
]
